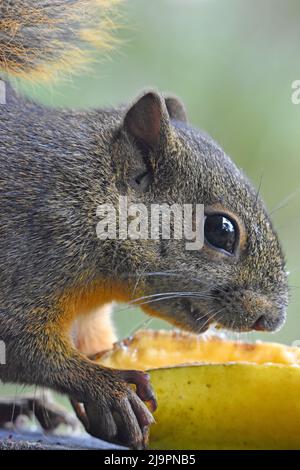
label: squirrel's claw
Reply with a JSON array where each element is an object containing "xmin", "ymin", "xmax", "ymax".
[
  {"xmin": 70, "ymin": 369, "xmax": 156, "ymax": 449},
  {"xmin": 118, "ymin": 370, "xmax": 158, "ymax": 413}
]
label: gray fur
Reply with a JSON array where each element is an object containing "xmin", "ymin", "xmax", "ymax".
[{"xmin": 0, "ymin": 0, "xmax": 288, "ymax": 449}]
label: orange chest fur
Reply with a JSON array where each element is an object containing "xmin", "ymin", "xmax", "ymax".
[{"xmin": 57, "ymin": 279, "xmax": 131, "ymax": 328}]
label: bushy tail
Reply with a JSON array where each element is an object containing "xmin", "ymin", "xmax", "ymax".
[{"xmin": 0, "ymin": 0, "xmax": 122, "ymax": 82}]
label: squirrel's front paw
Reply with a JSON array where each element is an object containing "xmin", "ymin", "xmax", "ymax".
[{"xmin": 71, "ymin": 369, "xmax": 157, "ymax": 449}]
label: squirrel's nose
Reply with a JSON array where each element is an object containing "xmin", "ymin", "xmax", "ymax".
[
  {"xmin": 252, "ymin": 315, "xmax": 266, "ymax": 331},
  {"xmin": 251, "ymin": 311, "xmax": 286, "ymax": 332}
]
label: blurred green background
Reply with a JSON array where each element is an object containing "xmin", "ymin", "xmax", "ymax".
[
  {"xmin": 3, "ymin": 0, "xmax": 300, "ymax": 403},
  {"xmin": 21, "ymin": 0, "xmax": 300, "ymax": 345}
]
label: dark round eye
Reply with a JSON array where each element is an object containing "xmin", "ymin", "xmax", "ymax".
[{"xmin": 204, "ymin": 214, "xmax": 237, "ymax": 255}]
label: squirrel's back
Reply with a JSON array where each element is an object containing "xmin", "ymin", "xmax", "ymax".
[
  {"xmin": 0, "ymin": 1, "xmax": 126, "ymax": 306},
  {"xmin": 0, "ymin": 0, "xmax": 121, "ymax": 82}
]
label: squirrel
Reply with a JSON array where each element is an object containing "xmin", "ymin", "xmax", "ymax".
[{"xmin": 0, "ymin": 0, "xmax": 289, "ymax": 449}]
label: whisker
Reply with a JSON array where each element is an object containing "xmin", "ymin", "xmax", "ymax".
[
  {"xmin": 270, "ymin": 186, "xmax": 300, "ymax": 216},
  {"xmin": 196, "ymin": 306, "xmax": 225, "ymax": 327},
  {"xmin": 128, "ymin": 317, "xmax": 154, "ymax": 336},
  {"xmin": 132, "ymin": 271, "xmax": 230, "ymax": 297},
  {"xmin": 128, "ymin": 290, "xmax": 216, "ymax": 305},
  {"xmin": 112, "ymin": 289, "xmax": 215, "ymax": 317},
  {"xmin": 254, "ymin": 170, "xmax": 264, "ymax": 206},
  {"xmin": 10, "ymin": 386, "xmax": 19, "ymax": 430},
  {"xmin": 136, "ymin": 293, "xmax": 214, "ymax": 309}
]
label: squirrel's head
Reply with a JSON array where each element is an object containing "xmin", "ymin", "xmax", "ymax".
[{"xmin": 107, "ymin": 90, "xmax": 288, "ymax": 334}]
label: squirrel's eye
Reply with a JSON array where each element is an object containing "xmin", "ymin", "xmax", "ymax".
[{"xmin": 204, "ymin": 214, "xmax": 237, "ymax": 255}]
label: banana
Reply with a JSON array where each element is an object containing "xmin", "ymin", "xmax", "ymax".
[
  {"xmin": 96, "ymin": 330, "xmax": 300, "ymax": 449},
  {"xmin": 149, "ymin": 363, "xmax": 300, "ymax": 449}
]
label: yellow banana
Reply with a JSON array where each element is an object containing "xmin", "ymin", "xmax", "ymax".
[{"xmin": 97, "ymin": 330, "xmax": 300, "ymax": 449}]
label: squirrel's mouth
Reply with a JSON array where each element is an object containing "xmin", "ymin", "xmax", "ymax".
[{"xmin": 185, "ymin": 303, "xmax": 276, "ymax": 334}]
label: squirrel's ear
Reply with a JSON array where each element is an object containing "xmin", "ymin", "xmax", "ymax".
[
  {"xmin": 164, "ymin": 95, "xmax": 188, "ymax": 123},
  {"xmin": 124, "ymin": 91, "xmax": 169, "ymax": 148}
]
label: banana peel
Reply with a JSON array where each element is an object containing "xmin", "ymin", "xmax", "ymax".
[{"xmin": 97, "ymin": 330, "xmax": 300, "ymax": 450}]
